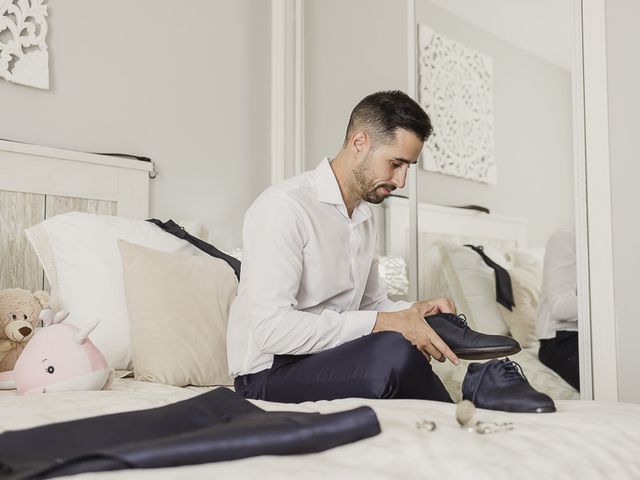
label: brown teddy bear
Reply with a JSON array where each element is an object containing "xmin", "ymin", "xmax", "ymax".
[{"xmin": 0, "ymin": 288, "xmax": 49, "ymax": 372}]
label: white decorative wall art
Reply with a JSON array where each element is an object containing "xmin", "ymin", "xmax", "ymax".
[
  {"xmin": 0, "ymin": 0, "xmax": 49, "ymax": 89},
  {"xmin": 418, "ymin": 24, "xmax": 495, "ymax": 184}
]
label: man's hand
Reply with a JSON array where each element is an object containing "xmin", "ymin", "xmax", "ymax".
[
  {"xmin": 372, "ymin": 303, "xmax": 460, "ymax": 365},
  {"xmin": 414, "ymin": 297, "xmax": 457, "ymax": 317}
]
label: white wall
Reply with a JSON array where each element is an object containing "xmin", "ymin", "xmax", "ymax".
[
  {"xmin": 0, "ymin": 0, "xmax": 271, "ymax": 249},
  {"xmin": 605, "ymin": 1, "xmax": 640, "ymax": 404},
  {"xmin": 303, "ymin": 0, "xmax": 575, "ymax": 249},
  {"xmin": 415, "ymin": 1, "xmax": 575, "ymax": 248},
  {"xmin": 303, "ymin": 0, "xmax": 408, "ymax": 170}
]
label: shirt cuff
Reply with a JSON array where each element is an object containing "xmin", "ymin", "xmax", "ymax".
[{"xmin": 341, "ymin": 310, "xmax": 379, "ymax": 338}]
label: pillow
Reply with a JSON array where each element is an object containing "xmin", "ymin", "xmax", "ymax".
[
  {"xmin": 418, "ymin": 241, "xmax": 450, "ymax": 301},
  {"xmin": 437, "ymin": 241, "xmax": 510, "ymax": 335},
  {"xmin": 25, "ymin": 212, "xmax": 204, "ymax": 369},
  {"xmin": 498, "ymin": 266, "xmax": 540, "ymax": 348},
  {"xmin": 499, "ymin": 249, "xmax": 543, "ymax": 347},
  {"xmin": 118, "ymin": 240, "xmax": 236, "ymax": 386},
  {"xmin": 506, "ymin": 249, "xmax": 543, "ymax": 279}
]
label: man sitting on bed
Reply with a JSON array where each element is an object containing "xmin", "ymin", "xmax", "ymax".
[{"xmin": 227, "ymin": 90, "xmax": 518, "ymax": 403}]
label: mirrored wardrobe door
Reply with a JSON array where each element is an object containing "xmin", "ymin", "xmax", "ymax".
[
  {"xmin": 409, "ymin": 0, "xmax": 588, "ymax": 401},
  {"xmin": 287, "ymin": 0, "xmax": 591, "ymax": 401}
]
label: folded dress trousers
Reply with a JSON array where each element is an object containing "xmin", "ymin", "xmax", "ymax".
[{"xmin": 0, "ymin": 387, "xmax": 380, "ymax": 480}]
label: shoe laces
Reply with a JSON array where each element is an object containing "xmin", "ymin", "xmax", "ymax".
[
  {"xmin": 471, "ymin": 358, "xmax": 528, "ymax": 404},
  {"xmin": 452, "ymin": 313, "xmax": 468, "ymax": 329}
]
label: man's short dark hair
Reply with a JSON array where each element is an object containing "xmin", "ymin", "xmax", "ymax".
[{"xmin": 344, "ymin": 90, "xmax": 432, "ymax": 147}]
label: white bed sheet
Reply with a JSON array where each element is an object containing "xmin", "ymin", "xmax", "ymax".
[{"xmin": 1, "ymin": 378, "xmax": 639, "ymax": 480}]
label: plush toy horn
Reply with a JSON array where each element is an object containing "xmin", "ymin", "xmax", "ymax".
[
  {"xmin": 53, "ymin": 310, "xmax": 70, "ymax": 324},
  {"xmin": 73, "ymin": 320, "xmax": 100, "ymax": 345},
  {"xmin": 39, "ymin": 308, "xmax": 53, "ymax": 326}
]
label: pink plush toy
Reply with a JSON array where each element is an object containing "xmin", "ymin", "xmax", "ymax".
[{"xmin": 0, "ymin": 309, "xmax": 114, "ymax": 394}]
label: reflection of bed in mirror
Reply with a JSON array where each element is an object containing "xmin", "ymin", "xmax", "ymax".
[{"xmin": 382, "ymin": 196, "xmax": 579, "ymax": 401}]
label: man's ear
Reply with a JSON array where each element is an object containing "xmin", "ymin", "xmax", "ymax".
[{"xmin": 349, "ymin": 131, "xmax": 370, "ymax": 155}]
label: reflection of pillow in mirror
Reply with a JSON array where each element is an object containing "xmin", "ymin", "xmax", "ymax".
[
  {"xmin": 437, "ymin": 242, "xmax": 510, "ymax": 335},
  {"xmin": 418, "ymin": 242, "xmax": 450, "ymax": 301},
  {"xmin": 499, "ymin": 266, "xmax": 540, "ymax": 348},
  {"xmin": 119, "ymin": 240, "xmax": 237, "ymax": 387},
  {"xmin": 506, "ymin": 249, "xmax": 543, "ymax": 282}
]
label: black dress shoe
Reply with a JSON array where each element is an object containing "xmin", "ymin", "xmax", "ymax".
[
  {"xmin": 462, "ymin": 358, "xmax": 556, "ymax": 413},
  {"xmin": 424, "ymin": 313, "xmax": 521, "ymax": 360}
]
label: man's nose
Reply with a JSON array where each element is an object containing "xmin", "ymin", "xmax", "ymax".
[{"xmin": 392, "ymin": 167, "xmax": 408, "ymax": 189}]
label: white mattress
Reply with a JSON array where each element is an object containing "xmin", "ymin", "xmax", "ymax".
[{"xmin": 1, "ymin": 378, "xmax": 639, "ymax": 480}]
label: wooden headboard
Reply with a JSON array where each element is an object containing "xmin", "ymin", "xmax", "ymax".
[{"xmin": 0, "ymin": 140, "xmax": 152, "ymax": 292}]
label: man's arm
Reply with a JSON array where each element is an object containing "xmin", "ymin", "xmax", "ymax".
[
  {"xmin": 359, "ymin": 248, "xmax": 459, "ymax": 364},
  {"xmin": 543, "ymin": 230, "xmax": 578, "ymax": 322},
  {"xmin": 242, "ymin": 194, "xmax": 377, "ymax": 356}
]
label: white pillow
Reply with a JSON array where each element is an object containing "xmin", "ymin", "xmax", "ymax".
[
  {"xmin": 25, "ymin": 212, "xmax": 203, "ymax": 369},
  {"xmin": 506, "ymin": 249, "xmax": 543, "ymax": 279},
  {"xmin": 437, "ymin": 241, "xmax": 510, "ymax": 335}
]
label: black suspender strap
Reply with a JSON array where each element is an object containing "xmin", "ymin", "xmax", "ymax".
[{"xmin": 147, "ymin": 219, "xmax": 241, "ymax": 280}]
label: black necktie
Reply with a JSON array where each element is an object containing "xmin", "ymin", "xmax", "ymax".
[{"xmin": 464, "ymin": 245, "xmax": 515, "ymax": 311}]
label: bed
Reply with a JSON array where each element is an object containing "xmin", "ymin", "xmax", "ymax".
[
  {"xmin": 1, "ymin": 140, "xmax": 638, "ymax": 479},
  {"xmin": 1, "ymin": 377, "xmax": 639, "ymax": 479}
]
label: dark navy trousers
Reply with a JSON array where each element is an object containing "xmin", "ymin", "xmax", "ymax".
[
  {"xmin": 539, "ymin": 330, "xmax": 580, "ymax": 391},
  {"xmin": 234, "ymin": 331, "xmax": 453, "ymax": 403}
]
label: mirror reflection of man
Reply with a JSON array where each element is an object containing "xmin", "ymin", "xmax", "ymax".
[
  {"xmin": 227, "ymin": 91, "xmax": 516, "ymax": 403},
  {"xmin": 537, "ymin": 228, "xmax": 580, "ymax": 391}
]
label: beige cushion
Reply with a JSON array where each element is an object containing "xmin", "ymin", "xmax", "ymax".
[
  {"xmin": 499, "ymin": 250, "xmax": 543, "ymax": 348},
  {"xmin": 118, "ymin": 240, "xmax": 237, "ymax": 386},
  {"xmin": 499, "ymin": 267, "xmax": 540, "ymax": 348}
]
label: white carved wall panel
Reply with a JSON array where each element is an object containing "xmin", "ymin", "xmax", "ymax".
[
  {"xmin": 0, "ymin": 0, "xmax": 49, "ymax": 89},
  {"xmin": 418, "ymin": 24, "xmax": 495, "ymax": 184}
]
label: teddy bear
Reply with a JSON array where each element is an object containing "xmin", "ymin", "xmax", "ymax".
[{"xmin": 0, "ymin": 288, "xmax": 50, "ymax": 372}]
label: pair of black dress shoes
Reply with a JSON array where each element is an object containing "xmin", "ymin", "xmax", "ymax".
[{"xmin": 425, "ymin": 312, "xmax": 556, "ymax": 413}]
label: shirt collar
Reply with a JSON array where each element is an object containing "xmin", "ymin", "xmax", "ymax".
[
  {"xmin": 315, "ymin": 157, "xmax": 344, "ymax": 205},
  {"xmin": 314, "ymin": 157, "xmax": 372, "ymax": 224}
]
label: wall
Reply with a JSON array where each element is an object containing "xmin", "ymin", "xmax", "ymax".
[
  {"xmin": 303, "ymin": 0, "xmax": 575, "ymax": 249},
  {"xmin": 0, "ymin": 0, "xmax": 271, "ymax": 249},
  {"xmin": 303, "ymin": 0, "xmax": 409, "ymax": 170},
  {"xmin": 605, "ymin": 1, "xmax": 640, "ymax": 403}
]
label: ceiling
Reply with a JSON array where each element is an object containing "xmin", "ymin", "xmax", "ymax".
[{"xmin": 427, "ymin": 0, "xmax": 575, "ymax": 71}]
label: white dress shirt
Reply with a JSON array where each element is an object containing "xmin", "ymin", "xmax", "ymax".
[
  {"xmin": 536, "ymin": 228, "xmax": 578, "ymax": 340},
  {"xmin": 226, "ymin": 158, "xmax": 412, "ymax": 377}
]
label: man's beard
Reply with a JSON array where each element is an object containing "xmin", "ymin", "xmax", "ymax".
[{"xmin": 353, "ymin": 153, "xmax": 396, "ymax": 204}]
